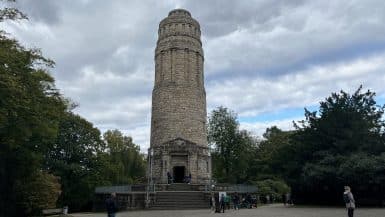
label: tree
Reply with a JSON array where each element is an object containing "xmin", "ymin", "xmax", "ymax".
[
  {"xmin": 0, "ymin": 6, "xmax": 68, "ymax": 214},
  {"xmin": 255, "ymin": 179, "xmax": 290, "ymax": 199},
  {"xmin": 287, "ymin": 86, "xmax": 385, "ymax": 205},
  {"xmin": 0, "ymin": 1, "xmax": 27, "ymax": 23},
  {"xmin": 1, "ymin": 3, "xmax": 147, "ymax": 213},
  {"xmin": 208, "ymin": 106, "xmax": 256, "ymax": 183},
  {"xmin": 296, "ymin": 86, "xmax": 385, "ymax": 155},
  {"xmin": 247, "ymin": 126, "xmax": 295, "ymax": 182},
  {"xmin": 103, "ymin": 129, "xmax": 146, "ymax": 184},
  {"xmin": 45, "ymin": 112, "xmax": 107, "ymax": 211}
]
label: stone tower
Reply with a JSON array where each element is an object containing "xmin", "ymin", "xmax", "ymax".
[{"xmin": 149, "ymin": 9, "xmax": 211, "ymax": 184}]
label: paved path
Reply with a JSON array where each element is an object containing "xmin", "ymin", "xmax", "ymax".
[{"xmin": 72, "ymin": 204, "xmax": 385, "ymax": 217}]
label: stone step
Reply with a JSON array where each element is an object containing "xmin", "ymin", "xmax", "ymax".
[
  {"xmin": 151, "ymin": 206, "xmax": 208, "ymax": 210},
  {"xmin": 155, "ymin": 203, "xmax": 207, "ymax": 206},
  {"xmin": 151, "ymin": 191, "xmax": 209, "ymax": 210},
  {"xmin": 155, "ymin": 200, "xmax": 207, "ymax": 203},
  {"xmin": 156, "ymin": 194, "xmax": 204, "ymax": 198},
  {"xmin": 166, "ymin": 184, "xmax": 195, "ymax": 191},
  {"xmin": 152, "ymin": 205, "xmax": 208, "ymax": 208},
  {"xmin": 156, "ymin": 198, "xmax": 205, "ymax": 202},
  {"xmin": 156, "ymin": 195, "xmax": 203, "ymax": 199},
  {"xmin": 156, "ymin": 197, "xmax": 204, "ymax": 200},
  {"xmin": 151, "ymin": 204, "xmax": 209, "ymax": 208},
  {"xmin": 157, "ymin": 192, "xmax": 203, "ymax": 195},
  {"xmin": 156, "ymin": 200, "xmax": 204, "ymax": 203},
  {"xmin": 156, "ymin": 191, "xmax": 204, "ymax": 195}
]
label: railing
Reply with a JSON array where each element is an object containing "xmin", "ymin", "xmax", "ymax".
[
  {"xmin": 95, "ymin": 183, "xmax": 257, "ymax": 193},
  {"xmin": 95, "ymin": 185, "xmax": 147, "ymax": 193},
  {"xmin": 205, "ymin": 184, "xmax": 258, "ymax": 193}
]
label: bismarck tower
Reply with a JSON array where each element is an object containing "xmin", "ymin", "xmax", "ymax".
[{"xmin": 149, "ymin": 9, "xmax": 211, "ymax": 184}]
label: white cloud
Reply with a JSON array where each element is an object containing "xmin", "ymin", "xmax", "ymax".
[
  {"xmin": 207, "ymin": 52, "xmax": 385, "ymax": 117},
  {"xmin": 202, "ymin": 0, "xmax": 385, "ymax": 78},
  {"xmin": 2, "ymin": 0, "xmax": 385, "ymax": 152},
  {"xmin": 240, "ymin": 117, "xmax": 302, "ymax": 139}
]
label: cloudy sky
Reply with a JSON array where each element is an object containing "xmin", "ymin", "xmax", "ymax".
[{"xmin": 2, "ymin": 0, "xmax": 385, "ymax": 151}]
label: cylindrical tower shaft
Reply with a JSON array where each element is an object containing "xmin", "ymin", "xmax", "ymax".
[{"xmin": 150, "ymin": 9, "xmax": 207, "ymax": 147}]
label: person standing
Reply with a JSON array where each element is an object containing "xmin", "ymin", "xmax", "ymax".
[
  {"xmin": 215, "ymin": 194, "xmax": 221, "ymax": 213},
  {"xmin": 225, "ymin": 194, "xmax": 230, "ymax": 209},
  {"xmin": 210, "ymin": 193, "xmax": 216, "ymax": 213},
  {"xmin": 286, "ymin": 193, "xmax": 293, "ymax": 205},
  {"xmin": 105, "ymin": 193, "xmax": 118, "ymax": 217},
  {"xmin": 167, "ymin": 171, "xmax": 173, "ymax": 184},
  {"xmin": 246, "ymin": 194, "xmax": 252, "ymax": 208},
  {"xmin": 220, "ymin": 194, "xmax": 225, "ymax": 213},
  {"xmin": 266, "ymin": 195, "xmax": 270, "ymax": 204},
  {"xmin": 343, "ymin": 186, "xmax": 355, "ymax": 217},
  {"xmin": 233, "ymin": 193, "xmax": 239, "ymax": 210}
]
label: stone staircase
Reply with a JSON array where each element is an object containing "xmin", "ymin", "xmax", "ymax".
[
  {"xmin": 151, "ymin": 185, "xmax": 209, "ymax": 210},
  {"xmin": 167, "ymin": 183, "xmax": 195, "ymax": 191}
]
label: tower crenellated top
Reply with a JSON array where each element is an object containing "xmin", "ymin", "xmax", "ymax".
[
  {"xmin": 158, "ymin": 8, "xmax": 201, "ymax": 42},
  {"xmin": 168, "ymin": 9, "xmax": 191, "ymax": 17}
]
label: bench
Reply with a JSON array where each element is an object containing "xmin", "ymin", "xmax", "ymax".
[{"xmin": 42, "ymin": 208, "xmax": 62, "ymax": 216}]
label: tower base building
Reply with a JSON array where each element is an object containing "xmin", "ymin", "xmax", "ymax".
[{"xmin": 150, "ymin": 138, "xmax": 211, "ymax": 184}]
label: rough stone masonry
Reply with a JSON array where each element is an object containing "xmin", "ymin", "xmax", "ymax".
[{"xmin": 149, "ymin": 9, "xmax": 211, "ymax": 184}]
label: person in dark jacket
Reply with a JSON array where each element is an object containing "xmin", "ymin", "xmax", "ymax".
[
  {"xmin": 233, "ymin": 193, "xmax": 240, "ymax": 210},
  {"xmin": 220, "ymin": 194, "xmax": 225, "ymax": 213},
  {"xmin": 214, "ymin": 194, "xmax": 221, "ymax": 213},
  {"xmin": 105, "ymin": 193, "xmax": 118, "ymax": 217},
  {"xmin": 167, "ymin": 171, "xmax": 173, "ymax": 184},
  {"xmin": 343, "ymin": 186, "xmax": 355, "ymax": 217}
]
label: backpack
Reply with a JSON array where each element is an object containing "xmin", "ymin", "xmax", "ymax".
[{"xmin": 343, "ymin": 193, "xmax": 350, "ymax": 203}]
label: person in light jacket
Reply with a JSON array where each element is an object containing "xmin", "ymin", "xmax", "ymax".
[{"xmin": 343, "ymin": 186, "xmax": 355, "ymax": 217}]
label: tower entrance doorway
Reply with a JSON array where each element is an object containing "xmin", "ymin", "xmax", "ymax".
[{"xmin": 173, "ymin": 166, "xmax": 185, "ymax": 183}]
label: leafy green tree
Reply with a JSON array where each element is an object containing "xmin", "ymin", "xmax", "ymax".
[
  {"xmin": 0, "ymin": 5, "xmax": 68, "ymax": 215},
  {"xmin": 0, "ymin": 0, "xmax": 27, "ymax": 23},
  {"xmin": 103, "ymin": 129, "xmax": 146, "ymax": 184},
  {"xmin": 287, "ymin": 86, "xmax": 385, "ymax": 205},
  {"xmin": 246, "ymin": 126, "xmax": 295, "ymax": 185},
  {"xmin": 295, "ymin": 86, "xmax": 385, "ymax": 156},
  {"xmin": 45, "ymin": 112, "xmax": 107, "ymax": 211},
  {"xmin": 1, "ymin": 3, "xmax": 146, "ymax": 213},
  {"xmin": 208, "ymin": 106, "xmax": 256, "ymax": 183},
  {"xmin": 255, "ymin": 179, "xmax": 290, "ymax": 198},
  {"xmin": 245, "ymin": 87, "xmax": 385, "ymax": 205}
]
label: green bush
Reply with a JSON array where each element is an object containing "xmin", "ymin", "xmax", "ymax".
[{"xmin": 14, "ymin": 171, "xmax": 61, "ymax": 216}]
